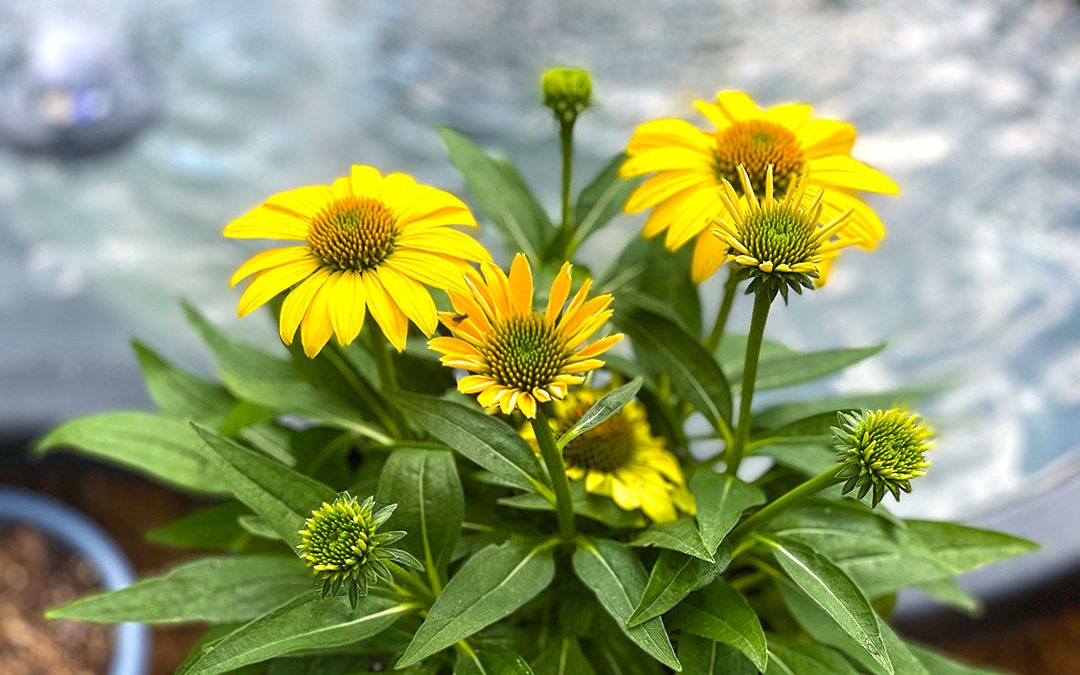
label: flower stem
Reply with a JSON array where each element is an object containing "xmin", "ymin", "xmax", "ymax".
[
  {"xmin": 531, "ymin": 409, "xmax": 576, "ymax": 540},
  {"xmin": 552, "ymin": 120, "xmax": 576, "ymax": 260},
  {"xmin": 728, "ymin": 290, "xmax": 772, "ymax": 475},
  {"xmin": 729, "ymin": 466, "xmax": 842, "ymax": 544},
  {"xmin": 704, "ymin": 267, "xmax": 739, "ymax": 353}
]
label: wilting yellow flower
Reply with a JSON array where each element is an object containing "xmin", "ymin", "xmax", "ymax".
[
  {"xmin": 521, "ymin": 387, "xmax": 695, "ymax": 522},
  {"xmin": 711, "ymin": 166, "xmax": 856, "ymax": 298},
  {"xmin": 226, "ymin": 166, "xmax": 491, "ymax": 357},
  {"xmin": 429, "ymin": 254, "xmax": 622, "ymax": 419},
  {"xmin": 622, "ymin": 90, "xmax": 898, "ymax": 283}
]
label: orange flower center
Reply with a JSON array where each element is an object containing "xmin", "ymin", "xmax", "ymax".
[
  {"xmin": 307, "ymin": 196, "xmax": 398, "ymax": 271},
  {"xmin": 713, "ymin": 120, "xmax": 803, "ymax": 195}
]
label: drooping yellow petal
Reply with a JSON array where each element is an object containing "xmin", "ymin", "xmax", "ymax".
[
  {"xmin": 806, "ymin": 155, "xmax": 900, "ymax": 195},
  {"xmin": 361, "ymin": 271, "xmax": 409, "ymax": 351},
  {"xmin": 224, "ymin": 206, "xmax": 311, "ymax": 240},
  {"xmin": 237, "ymin": 258, "xmax": 319, "ymax": 316},
  {"xmin": 375, "ymin": 266, "xmax": 438, "ymax": 337},
  {"xmin": 691, "ymin": 228, "xmax": 729, "ymax": 284},
  {"xmin": 300, "ymin": 282, "xmax": 335, "ymax": 358},
  {"xmin": 279, "ymin": 269, "xmax": 332, "ymax": 345},
  {"xmin": 229, "ymin": 246, "xmax": 312, "ymax": 286},
  {"xmin": 327, "ymin": 271, "xmax": 368, "ymax": 346},
  {"xmin": 664, "ymin": 188, "xmax": 726, "ymax": 250}
]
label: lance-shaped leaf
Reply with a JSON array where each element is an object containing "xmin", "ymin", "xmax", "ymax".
[
  {"xmin": 764, "ymin": 634, "xmax": 859, "ymax": 675},
  {"xmin": 498, "ymin": 482, "xmax": 646, "ymax": 529},
  {"xmin": 134, "ymin": 341, "xmax": 233, "ymax": 424},
  {"xmin": 629, "ymin": 544, "xmax": 732, "ymax": 627},
  {"xmin": 440, "ymin": 127, "xmax": 550, "ymax": 263},
  {"xmin": 571, "ymin": 538, "xmax": 681, "ymax": 671},
  {"xmin": 145, "ymin": 501, "xmax": 251, "ymax": 551},
  {"xmin": 36, "ymin": 413, "xmax": 227, "ymax": 495},
  {"xmin": 377, "ymin": 448, "xmax": 464, "ymax": 584},
  {"xmin": 666, "ymin": 579, "xmax": 767, "ymax": 672},
  {"xmin": 190, "ymin": 424, "xmax": 336, "ymax": 548},
  {"xmin": 397, "ymin": 538, "xmax": 557, "ymax": 668},
  {"xmin": 760, "ymin": 537, "xmax": 890, "ymax": 673},
  {"xmin": 391, "ymin": 393, "xmax": 552, "ymax": 498},
  {"xmin": 571, "ymin": 153, "xmax": 641, "ymax": 248},
  {"xmin": 678, "ymin": 635, "xmax": 755, "ymax": 675},
  {"xmin": 631, "ymin": 518, "xmax": 713, "ymax": 561},
  {"xmin": 616, "ymin": 306, "xmax": 732, "ymax": 434},
  {"xmin": 48, "ymin": 556, "xmax": 310, "ymax": 624},
  {"xmin": 557, "ymin": 378, "xmax": 643, "ymax": 449},
  {"xmin": 690, "ymin": 472, "xmax": 765, "ymax": 552},
  {"xmin": 750, "ymin": 410, "xmax": 857, "ymax": 448},
  {"xmin": 729, "ymin": 344, "xmax": 886, "ymax": 392},
  {"xmin": 177, "ymin": 592, "xmax": 413, "ymax": 675}
]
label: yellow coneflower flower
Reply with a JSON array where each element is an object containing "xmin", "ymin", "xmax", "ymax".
[
  {"xmin": 834, "ymin": 409, "xmax": 934, "ymax": 506},
  {"xmin": 521, "ymin": 387, "xmax": 695, "ymax": 522},
  {"xmin": 226, "ymin": 165, "xmax": 491, "ymax": 357},
  {"xmin": 712, "ymin": 166, "xmax": 856, "ymax": 299},
  {"xmin": 621, "ymin": 90, "xmax": 898, "ymax": 284},
  {"xmin": 428, "ymin": 253, "xmax": 622, "ymax": 419}
]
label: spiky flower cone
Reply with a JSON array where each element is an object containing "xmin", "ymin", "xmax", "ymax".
[
  {"xmin": 834, "ymin": 409, "xmax": 933, "ymax": 507},
  {"xmin": 297, "ymin": 494, "xmax": 423, "ymax": 607}
]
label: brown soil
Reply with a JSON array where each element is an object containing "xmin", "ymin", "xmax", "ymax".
[{"xmin": 0, "ymin": 524, "xmax": 113, "ymax": 675}]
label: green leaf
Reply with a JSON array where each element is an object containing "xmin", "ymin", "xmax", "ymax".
[
  {"xmin": 134, "ymin": 341, "xmax": 233, "ymax": 424},
  {"xmin": 557, "ymin": 378, "xmax": 643, "ymax": 449},
  {"xmin": 238, "ymin": 515, "xmax": 280, "ymax": 540},
  {"xmin": 631, "ymin": 518, "xmax": 713, "ymax": 561},
  {"xmin": 532, "ymin": 636, "xmax": 596, "ymax": 675},
  {"xmin": 47, "ymin": 555, "xmax": 311, "ymax": 624},
  {"xmin": 914, "ymin": 578, "xmax": 982, "ymax": 614},
  {"xmin": 571, "ymin": 538, "xmax": 681, "ymax": 671},
  {"xmin": 716, "ymin": 335, "xmax": 796, "ymax": 372},
  {"xmin": 190, "ymin": 424, "xmax": 336, "ymax": 548},
  {"xmin": 666, "ymin": 579, "xmax": 767, "ymax": 671},
  {"xmin": 182, "ymin": 299, "xmax": 293, "ymax": 378},
  {"xmin": 752, "ymin": 389, "xmax": 935, "ymax": 430},
  {"xmin": 754, "ymin": 444, "xmax": 836, "ymax": 476},
  {"xmin": 729, "ymin": 344, "xmax": 885, "ymax": 391},
  {"xmin": 455, "ymin": 644, "xmax": 535, "ymax": 675},
  {"xmin": 145, "ymin": 501, "xmax": 251, "ymax": 551},
  {"xmin": 907, "ymin": 644, "xmax": 1000, "ymax": 675},
  {"xmin": 764, "ymin": 635, "xmax": 859, "ymax": 675},
  {"xmin": 36, "ymin": 413, "xmax": 227, "ymax": 494},
  {"xmin": 629, "ymin": 544, "xmax": 731, "ymax": 627},
  {"xmin": 397, "ymin": 539, "xmax": 557, "ymax": 668},
  {"xmin": 178, "ymin": 593, "xmax": 412, "ymax": 675},
  {"xmin": 220, "ymin": 370, "xmax": 391, "ymax": 445},
  {"xmin": 616, "ymin": 306, "xmax": 732, "ymax": 435},
  {"xmin": 678, "ymin": 635, "xmax": 755, "ymax": 675},
  {"xmin": 377, "ymin": 448, "xmax": 464, "ymax": 584},
  {"xmin": 391, "ymin": 393, "xmax": 552, "ymax": 498},
  {"xmin": 761, "ymin": 537, "xmax": 890, "ymax": 673},
  {"xmin": 571, "ymin": 153, "xmax": 640, "ymax": 248},
  {"xmin": 751, "ymin": 410, "xmax": 854, "ymax": 447},
  {"xmin": 768, "ymin": 504, "xmax": 1037, "ymax": 598},
  {"xmin": 440, "ymin": 127, "xmax": 550, "ymax": 262},
  {"xmin": 497, "ymin": 482, "xmax": 647, "ymax": 529},
  {"xmin": 690, "ymin": 472, "xmax": 765, "ymax": 552},
  {"xmin": 266, "ymin": 655, "xmax": 370, "ymax": 675}
]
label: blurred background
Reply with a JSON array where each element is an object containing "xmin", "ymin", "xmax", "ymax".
[{"xmin": 0, "ymin": 0, "xmax": 1077, "ymax": 672}]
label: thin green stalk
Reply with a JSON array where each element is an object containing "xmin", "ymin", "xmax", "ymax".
[
  {"xmin": 727, "ymin": 291, "xmax": 772, "ymax": 475},
  {"xmin": 322, "ymin": 344, "xmax": 401, "ymax": 438},
  {"xmin": 729, "ymin": 466, "xmax": 842, "ymax": 544},
  {"xmin": 551, "ymin": 120, "xmax": 577, "ymax": 260},
  {"xmin": 704, "ymin": 267, "xmax": 739, "ymax": 353},
  {"xmin": 531, "ymin": 409, "xmax": 576, "ymax": 540},
  {"xmin": 373, "ymin": 337, "xmax": 399, "ymax": 393}
]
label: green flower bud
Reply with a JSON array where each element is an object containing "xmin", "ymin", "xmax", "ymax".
[
  {"xmin": 834, "ymin": 409, "xmax": 933, "ymax": 507},
  {"xmin": 542, "ymin": 67, "xmax": 592, "ymax": 124},
  {"xmin": 297, "ymin": 493, "xmax": 423, "ymax": 607}
]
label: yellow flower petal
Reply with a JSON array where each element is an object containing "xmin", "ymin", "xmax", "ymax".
[
  {"xmin": 384, "ymin": 249, "xmax": 473, "ymax": 292},
  {"xmin": 237, "ymin": 258, "xmax": 319, "ymax": 317},
  {"xmin": 224, "ymin": 206, "xmax": 310, "ymax": 240},
  {"xmin": 350, "ymin": 165, "xmax": 384, "ymax": 197},
  {"xmin": 626, "ymin": 118, "xmax": 714, "ymax": 154},
  {"xmin": 375, "ymin": 266, "xmax": 438, "ymax": 337},
  {"xmin": 300, "ymin": 282, "xmax": 335, "ymax": 358},
  {"xmin": 806, "ymin": 155, "xmax": 900, "ymax": 195},
  {"xmin": 691, "ymin": 228, "xmax": 728, "ymax": 284},
  {"xmin": 715, "ymin": 90, "xmax": 762, "ymax": 120},
  {"xmin": 229, "ymin": 246, "xmax": 312, "ymax": 286},
  {"xmin": 508, "ymin": 253, "xmax": 534, "ymax": 315},
  {"xmin": 264, "ymin": 185, "xmax": 333, "ymax": 219},
  {"xmin": 397, "ymin": 228, "xmax": 492, "ymax": 263},
  {"xmin": 279, "ymin": 269, "xmax": 332, "ymax": 345},
  {"xmin": 361, "ymin": 271, "xmax": 409, "ymax": 351},
  {"xmin": 545, "ymin": 263, "xmax": 573, "ymax": 325},
  {"xmin": 327, "ymin": 270, "xmax": 368, "ymax": 346}
]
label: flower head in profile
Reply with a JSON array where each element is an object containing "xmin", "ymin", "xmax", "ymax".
[
  {"xmin": 834, "ymin": 409, "xmax": 934, "ymax": 507},
  {"xmin": 712, "ymin": 166, "xmax": 856, "ymax": 300},
  {"xmin": 621, "ymin": 90, "xmax": 898, "ymax": 284},
  {"xmin": 541, "ymin": 67, "xmax": 592, "ymax": 124},
  {"xmin": 298, "ymin": 494, "xmax": 422, "ymax": 607},
  {"xmin": 521, "ymin": 387, "xmax": 694, "ymax": 522},
  {"xmin": 226, "ymin": 165, "xmax": 491, "ymax": 357},
  {"xmin": 429, "ymin": 254, "xmax": 622, "ymax": 419}
]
